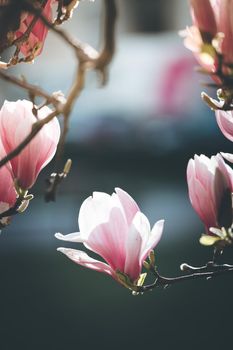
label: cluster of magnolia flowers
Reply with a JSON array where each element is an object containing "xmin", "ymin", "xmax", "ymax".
[
  {"xmin": 54, "ymin": 153, "xmax": 233, "ymax": 291},
  {"xmin": 55, "ymin": 0, "xmax": 233, "ymax": 291},
  {"xmin": 180, "ymin": 1, "xmax": 233, "ymax": 246},
  {"xmin": 0, "ymin": 0, "xmax": 233, "ymax": 294}
]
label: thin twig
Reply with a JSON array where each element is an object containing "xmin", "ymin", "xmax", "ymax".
[
  {"xmin": 140, "ymin": 264, "xmax": 233, "ymax": 293},
  {"xmin": 94, "ymin": 0, "xmax": 117, "ymax": 70},
  {"xmin": 0, "ymin": 70, "xmax": 58, "ymax": 105},
  {"xmin": 55, "ymin": 64, "xmax": 85, "ymax": 163}
]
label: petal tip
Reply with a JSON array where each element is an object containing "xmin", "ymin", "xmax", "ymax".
[
  {"xmin": 57, "ymin": 247, "xmax": 66, "ymax": 253},
  {"xmin": 55, "ymin": 232, "xmax": 64, "ymax": 240}
]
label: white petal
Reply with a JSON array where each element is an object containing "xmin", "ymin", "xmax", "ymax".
[
  {"xmin": 132, "ymin": 211, "xmax": 151, "ymax": 249},
  {"xmin": 140, "ymin": 219, "xmax": 164, "ymax": 263},
  {"xmin": 115, "ymin": 187, "xmax": 140, "ymax": 226},
  {"xmin": 78, "ymin": 192, "xmax": 113, "ymax": 237},
  {"xmin": 221, "ymin": 152, "xmax": 233, "ymax": 163},
  {"xmin": 55, "ymin": 232, "xmax": 85, "ymax": 243}
]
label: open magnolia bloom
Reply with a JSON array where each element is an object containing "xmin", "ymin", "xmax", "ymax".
[
  {"xmin": 55, "ymin": 188, "xmax": 164, "ymax": 290},
  {"xmin": 0, "ymin": 99, "xmax": 60, "ymax": 190}
]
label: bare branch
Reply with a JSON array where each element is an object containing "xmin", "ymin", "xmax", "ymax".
[
  {"xmin": 0, "ymin": 70, "xmax": 58, "ymax": 105},
  {"xmin": 139, "ymin": 262, "xmax": 233, "ymax": 294},
  {"xmin": 95, "ymin": 0, "xmax": 117, "ymax": 70}
]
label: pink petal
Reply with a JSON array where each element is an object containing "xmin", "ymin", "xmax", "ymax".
[
  {"xmin": 218, "ymin": 0, "xmax": 233, "ymax": 63},
  {"xmin": 57, "ymin": 248, "xmax": 114, "ymax": 276},
  {"xmin": 216, "ymin": 110, "xmax": 233, "ymax": 142},
  {"xmin": 193, "ymin": 155, "xmax": 215, "ymax": 193},
  {"xmin": 190, "ymin": 0, "xmax": 217, "ymax": 36},
  {"xmin": 0, "ymin": 139, "xmax": 16, "ymax": 206},
  {"xmin": 187, "ymin": 157, "xmax": 217, "ymax": 229},
  {"xmin": 85, "ymin": 207, "xmax": 128, "ymax": 272},
  {"xmin": 124, "ymin": 211, "xmax": 158, "ymax": 281},
  {"xmin": 215, "ymin": 153, "xmax": 233, "ymax": 190},
  {"xmin": 124, "ymin": 215, "xmax": 143, "ymax": 282},
  {"xmin": 115, "ymin": 187, "xmax": 140, "ymax": 226},
  {"xmin": 187, "ymin": 155, "xmax": 219, "ymax": 229},
  {"xmin": 191, "ymin": 176, "xmax": 217, "ymax": 228}
]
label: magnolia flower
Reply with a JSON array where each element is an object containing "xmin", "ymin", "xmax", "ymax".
[
  {"xmin": 55, "ymin": 188, "xmax": 164, "ymax": 289},
  {"xmin": 181, "ymin": 0, "xmax": 233, "ymax": 76},
  {"xmin": 15, "ymin": 0, "xmax": 55, "ymax": 58},
  {"xmin": 0, "ymin": 99, "xmax": 60, "ymax": 190},
  {"xmin": 187, "ymin": 154, "xmax": 233, "ymax": 234},
  {"xmin": 215, "ymin": 109, "xmax": 233, "ymax": 142}
]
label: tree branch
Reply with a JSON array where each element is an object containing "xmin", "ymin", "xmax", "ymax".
[
  {"xmin": 0, "ymin": 70, "xmax": 59, "ymax": 106},
  {"xmin": 139, "ymin": 263, "xmax": 233, "ymax": 293}
]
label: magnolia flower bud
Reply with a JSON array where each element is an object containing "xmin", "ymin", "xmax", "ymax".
[
  {"xmin": 55, "ymin": 188, "xmax": 164, "ymax": 289},
  {"xmin": 187, "ymin": 154, "xmax": 233, "ymax": 233},
  {"xmin": 15, "ymin": 0, "xmax": 55, "ymax": 58},
  {"xmin": 0, "ymin": 100, "xmax": 60, "ymax": 190}
]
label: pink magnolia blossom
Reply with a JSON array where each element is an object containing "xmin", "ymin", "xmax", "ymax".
[
  {"xmin": 182, "ymin": 0, "xmax": 233, "ymax": 76},
  {"xmin": 0, "ymin": 100, "xmax": 60, "ymax": 190},
  {"xmin": 15, "ymin": 0, "xmax": 55, "ymax": 58},
  {"xmin": 215, "ymin": 109, "xmax": 233, "ymax": 142},
  {"xmin": 55, "ymin": 188, "xmax": 164, "ymax": 287},
  {"xmin": 187, "ymin": 154, "xmax": 233, "ymax": 232}
]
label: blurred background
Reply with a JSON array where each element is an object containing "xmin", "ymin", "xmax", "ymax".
[{"xmin": 0, "ymin": 1, "xmax": 233, "ymax": 349}]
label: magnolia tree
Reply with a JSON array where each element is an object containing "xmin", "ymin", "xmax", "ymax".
[{"xmin": 0, "ymin": 0, "xmax": 233, "ymax": 294}]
